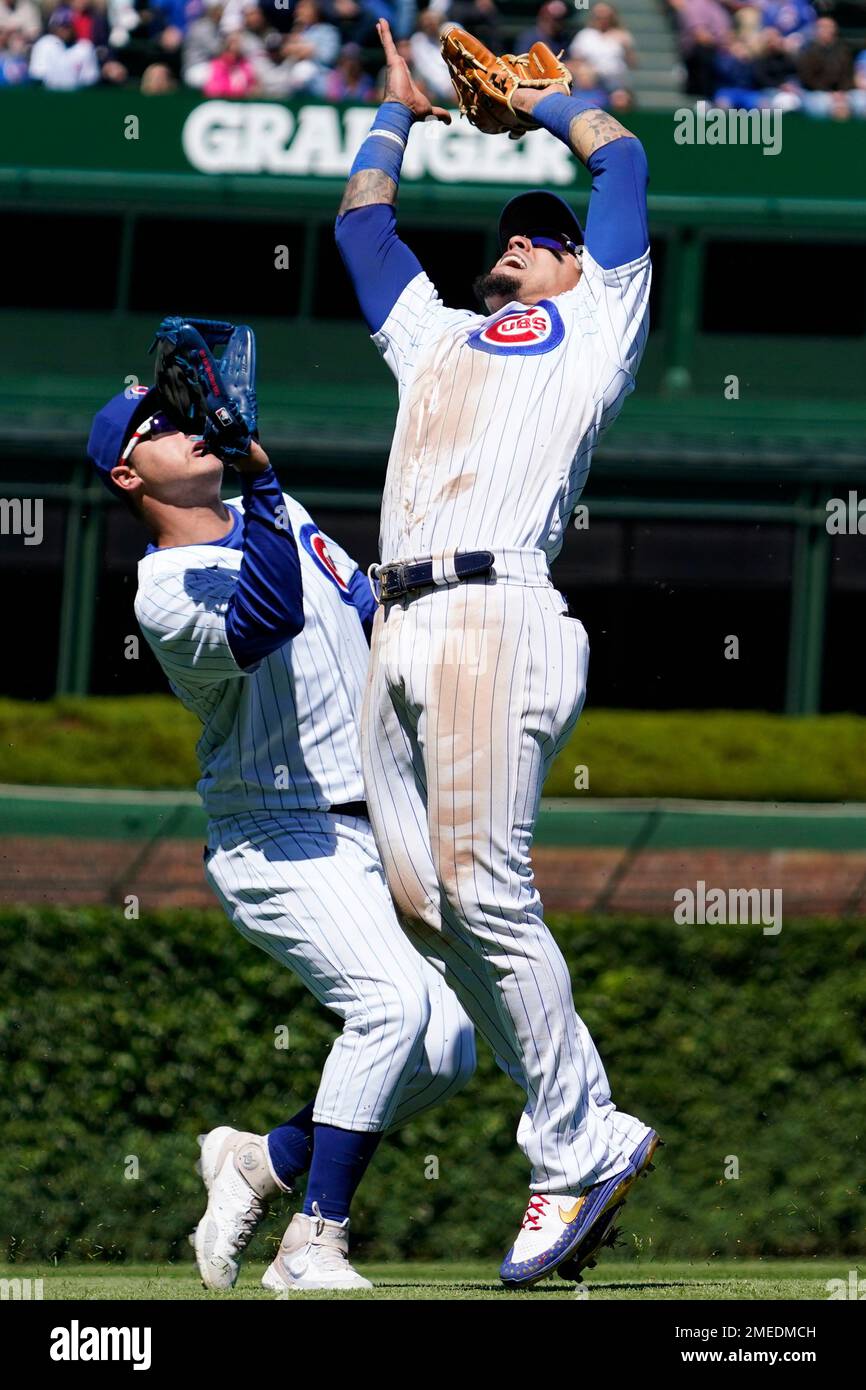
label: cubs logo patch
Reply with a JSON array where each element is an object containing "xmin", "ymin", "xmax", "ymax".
[
  {"xmin": 300, "ymin": 522, "xmax": 353, "ymax": 603},
  {"xmin": 467, "ymin": 300, "xmax": 564, "ymax": 357}
]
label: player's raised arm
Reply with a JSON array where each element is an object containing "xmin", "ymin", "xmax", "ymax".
[
  {"xmin": 510, "ymin": 90, "xmax": 649, "ymax": 271},
  {"xmin": 338, "ymin": 18, "xmax": 450, "ymax": 217},
  {"xmin": 334, "ymin": 19, "xmax": 451, "ymax": 337}
]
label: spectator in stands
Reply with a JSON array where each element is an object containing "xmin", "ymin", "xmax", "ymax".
[
  {"xmin": 236, "ymin": 2, "xmax": 269, "ymax": 58},
  {"xmin": 29, "ymin": 5, "xmax": 100, "ymax": 87},
  {"xmin": 320, "ymin": 38, "xmax": 374, "ymax": 97},
  {"xmin": 220, "ymin": 0, "xmax": 259, "ymax": 32},
  {"xmin": 796, "ymin": 15, "xmax": 853, "ymax": 91},
  {"xmin": 758, "ymin": 0, "xmax": 816, "ymax": 50},
  {"xmin": 69, "ymin": 0, "xmax": 109, "ymax": 47},
  {"xmin": 203, "ymin": 28, "xmax": 259, "ymax": 92},
  {"xmin": 569, "ymin": 3, "xmax": 636, "ymax": 93},
  {"xmin": 429, "ymin": 0, "xmax": 502, "ymax": 53},
  {"xmin": 409, "ymin": 6, "xmax": 453, "ymax": 100},
  {"xmin": 183, "ymin": 0, "xmax": 222, "ymax": 86},
  {"xmin": 106, "ymin": 0, "xmax": 141, "ymax": 52},
  {"xmin": 394, "ymin": 0, "xmax": 416, "ymax": 41},
  {"xmin": 280, "ymin": 0, "xmax": 339, "ymax": 88},
  {"xmin": 515, "ymin": 0, "xmax": 571, "ymax": 57},
  {"xmin": 0, "ymin": 28, "xmax": 30, "ymax": 82},
  {"xmin": 670, "ymin": 0, "xmax": 732, "ymax": 97},
  {"xmin": 326, "ymin": 0, "xmax": 394, "ymax": 47},
  {"xmin": 712, "ymin": 31, "xmax": 761, "ymax": 105},
  {"xmin": 849, "ymin": 46, "xmax": 866, "ymax": 115},
  {"xmin": 141, "ymin": 57, "xmax": 179, "ymax": 86},
  {"xmin": 733, "ymin": 5, "xmax": 764, "ymax": 56},
  {"xmin": 751, "ymin": 25, "xmax": 798, "ymax": 93},
  {"xmin": 253, "ymin": 27, "xmax": 295, "ymax": 91},
  {"xmin": 0, "ymin": 0, "xmax": 42, "ymax": 42},
  {"xmin": 570, "ymin": 53, "xmax": 612, "ymax": 107}
]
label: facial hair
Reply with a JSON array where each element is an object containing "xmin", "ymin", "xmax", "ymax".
[{"xmin": 472, "ymin": 270, "xmax": 521, "ymax": 313}]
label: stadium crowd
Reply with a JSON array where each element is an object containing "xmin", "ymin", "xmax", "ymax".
[
  {"xmin": 0, "ymin": 0, "xmax": 864, "ymax": 116},
  {"xmin": 672, "ymin": 0, "xmax": 866, "ymax": 115}
]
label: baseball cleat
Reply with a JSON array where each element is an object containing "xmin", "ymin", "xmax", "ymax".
[
  {"xmin": 193, "ymin": 1126, "xmax": 280, "ymax": 1290},
  {"xmin": 262, "ymin": 1206, "xmax": 373, "ymax": 1293},
  {"xmin": 557, "ymin": 1129, "xmax": 662, "ymax": 1282},
  {"xmin": 499, "ymin": 1162, "xmax": 638, "ymax": 1288}
]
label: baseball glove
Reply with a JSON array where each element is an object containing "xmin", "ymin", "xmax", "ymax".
[
  {"xmin": 148, "ymin": 316, "xmax": 257, "ymax": 462},
  {"xmin": 440, "ymin": 26, "xmax": 572, "ymax": 139}
]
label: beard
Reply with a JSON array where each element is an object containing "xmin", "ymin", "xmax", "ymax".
[{"xmin": 472, "ymin": 270, "xmax": 521, "ymax": 312}]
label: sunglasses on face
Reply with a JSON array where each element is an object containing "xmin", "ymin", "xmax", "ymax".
[
  {"xmin": 120, "ymin": 411, "xmax": 178, "ymax": 462},
  {"xmin": 528, "ymin": 233, "xmax": 582, "ymax": 259}
]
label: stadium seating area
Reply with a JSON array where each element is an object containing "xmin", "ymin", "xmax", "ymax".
[{"xmin": 0, "ymin": 0, "xmax": 865, "ymax": 113}]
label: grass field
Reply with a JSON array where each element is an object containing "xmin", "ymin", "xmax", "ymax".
[{"xmin": 3, "ymin": 1261, "xmax": 841, "ymax": 1301}]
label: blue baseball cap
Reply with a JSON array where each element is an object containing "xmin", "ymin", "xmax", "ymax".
[
  {"xmin": 498, "ymin": 189, "xmax": 583, "ymax": 253},
  {"xmin": 87, "ymin": 385, "xmax": 162, "ymax": 498}
]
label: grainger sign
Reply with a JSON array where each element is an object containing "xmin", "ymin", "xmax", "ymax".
[{"xmin": 181, "ymin": 101, "xmax": 574, "ymax": 184}]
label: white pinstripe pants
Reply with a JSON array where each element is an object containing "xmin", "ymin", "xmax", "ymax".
[
  {"xmin": 362, "ymin": 577, "xmax": 649, "ymax": 1192},
  {"xmin": 205, "ymin": 810, "xmax": 476, "ymax": 1133}
]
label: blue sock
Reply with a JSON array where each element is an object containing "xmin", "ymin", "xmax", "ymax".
[
  {"xmin": 303, "ymin": 1124, "xmax": 382, "ymax": 1223},
  {"xmin": 267, "ymin": 1101, "xmax": 316, "ymax": 1187}
]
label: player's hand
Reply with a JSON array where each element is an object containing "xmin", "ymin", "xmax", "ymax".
[
  {"xmin": 231, "ymin": 439, "xmax": 271, "ymax": 474},
  {"xmin": 378, "ymin": 18, "xmax": 451, "ymax": 124}
]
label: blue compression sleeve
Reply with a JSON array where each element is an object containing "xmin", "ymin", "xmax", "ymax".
[
  {"xmin": 348, "ymin": 100, "xmax": 412, "ymax": 184},
  {"xmin": 335, "ymin": 103, "xmax": 423, "ymax": 333},
  {"xmin": 584, "ymin": 138, "xmax": 649, "ymax": 268},
  {"xmin": 348, "ymin": 567, "xmax": 376, "ymax": 641},
  {"xmin": 225, "ymin": 467, "xmax": 304, "ymax": 669},
  {"xmin": 336, "ymin": 203, "xmax": 423, "ymax": 335},
  {"xmin": 532, "ymin": 94, "xmax": 649, "ymax": 269},
  {"xmin": 532, "ymin": 89, "xmax": 615, "ymax": 137}
]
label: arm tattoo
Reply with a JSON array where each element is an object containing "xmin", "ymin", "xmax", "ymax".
[
  {"xmin": 569, "ymin": 109, "xmax": 635, "ymax": 164},
  {"xmin": 338, "ymin": 169, "xmax": 398, "ymax": 216}
]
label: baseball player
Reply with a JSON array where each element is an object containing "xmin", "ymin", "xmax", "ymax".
[
  {"xmin": 335, "ymin": 20, "xmax": 659, "ymax": 1287},
  {"xmin": 87, "ymin": 354, "xmax": 475, "ymax": 1293}
]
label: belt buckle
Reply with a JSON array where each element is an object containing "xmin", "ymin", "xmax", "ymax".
[{"xmin": 379, "ymin": 562, "xmax": 409, "ymax": 602}]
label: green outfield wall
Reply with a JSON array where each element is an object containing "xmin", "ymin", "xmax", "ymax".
[{"xmin": 1, "ymin": 905, "xmax": 863, "ymax": 1263}]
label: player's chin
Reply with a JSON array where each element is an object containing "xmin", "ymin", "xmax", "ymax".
[
  {"xmin": 189, "ymin": 444, "xmax": 223, "ymax": 472},
  {"xmin": 472, "ymin": 269, "xmax": 522, "ymax": 312}
]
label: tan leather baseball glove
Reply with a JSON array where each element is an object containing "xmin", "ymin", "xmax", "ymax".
[{"xmin": 440, "ymin": 26, "xmax": 572, "ymax": 139}]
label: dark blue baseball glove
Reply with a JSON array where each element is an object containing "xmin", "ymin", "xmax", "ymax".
[{"xmin": 149, "ymin": 316, "xmax": 258, "ymax": 462}]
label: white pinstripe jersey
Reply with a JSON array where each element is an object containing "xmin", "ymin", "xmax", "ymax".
[
  {"xmin": 372, "ymin": 245, "xmax": 650, "ymax": 565},
  {"xmin": 134, "ymin": 493, "xmax": 369, "ymax": 817}
]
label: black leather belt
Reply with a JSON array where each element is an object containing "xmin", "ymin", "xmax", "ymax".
[
  {"xmin": 374, "ymin": 550, "xmax": 495, "ymax": 603},
  {"xmin": 328, "ymin": 800, "xmax": 368, "ymax": 819}
]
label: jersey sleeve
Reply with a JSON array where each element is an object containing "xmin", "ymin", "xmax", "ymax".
[
  {"xmin": 372, "ymin": 271, "xmax": 476, "ymax": 393},
  {"xmin": 135, "ymin": 560, "xmax": 249, "ymax": 690},
  {"xmin": 570, "ymin": 136, "xmax": 651, "ymax": 379},
  {"xmin": 574, "ymin": 244, "xmax": 651, "ymax": 381},
  {"xmin": 311, "ymin": 525, "xmax": 377, "ymax": 638},
  {"xmin": 336, "ymin": 202, "xmax": 475, "ymax": 392},
  {"xmin": 569, "ymin": 136, "xmax": 650, "ymax": 380}
]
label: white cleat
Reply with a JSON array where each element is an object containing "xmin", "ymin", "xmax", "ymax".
[
  {"xmin": 194, "ymin": 1126, "xmax": 280, "ymax": 1290},
  {"xmin": 262, "ymin": 1205, "xmax": 373, "ymax": 1293}
]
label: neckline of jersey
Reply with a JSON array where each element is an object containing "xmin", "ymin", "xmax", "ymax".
[{"xmin": 144, "ymin": 503, "xmax": 243, "ymax": 556}]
